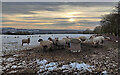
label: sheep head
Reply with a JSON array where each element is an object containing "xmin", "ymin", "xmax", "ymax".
[
  {"xmin": 104, "ymin": 37, "xmax": 110, "ymax": 40},
  {"xmin": 66, "ymin": 36, "xmax": 69, "ymax": 38},
  {"xmin": 28, "ymin": 38, "xmax": 30, "ymax": 43},
  {"xmin": 48, "ymin": 37, "xmax": 53, "ymax": 41},
  {"xmin": 38, "ymin": 39, "xmax": 43, "ymax": 42}
]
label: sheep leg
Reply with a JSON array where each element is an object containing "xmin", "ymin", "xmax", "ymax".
[
  {"xmin": 22, "ymin": 43, "xmax": 23, "ymax": 46},
  {"xmin": 94, "ymin": 42, "xmax": 98, "ymax": 48},
  {"xmin": 43, "ymin": 45, "xmax": 47, "ymax": 51},
  {"xmin": 49, "ymin": 47, "xmax": 52, "ymax": 51},
  {"xmin": 50, "ymin": 45, "xmax": 53, "ymax": 51},
  {"xmin": 99, "ymin": 42, "xmax": 103, "ymax": 48},
  {"xmin": 68, "ymin": 43, "xmax": 70, "ymax": 47},
  {"xmin": 101, "ymin": 40, "xmax": 104, "ymax": 43}
]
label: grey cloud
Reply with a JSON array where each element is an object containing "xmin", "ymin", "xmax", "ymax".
[
  {"xmin": 2, "ymin": 2, "xmax": 117, "ymax": 14},
  {"xmin": 2, "ymin": 2, "xmax": 117, "ymax": 29},
  {"xmin": 74, "ymin": 17, "xmax": 101, "ymax": 19},
  {"xmin": 77, "ymin": 21, "xmax": 99, "ymax": 25},
  {"xmin": 2, "ymin": 0, "xmax": 119, "ymax": 2}
]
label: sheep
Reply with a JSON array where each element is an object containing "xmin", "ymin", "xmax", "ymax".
[
  {"xmin": 89, "ymin": 35, "xmax": 96, "ymax": 39},
  {"xmin": 62, "ymin": 37, "xmax": 71, "ymax": 47},
  {"xmin": 38, "ymin": 39, "xmax": 53, "ymax": 51},
  {"xmin": 104, "ymin": 37, "xmax": 111, "ymax": 41},
  {"xmin": 16, "ymin": 36, "xmax": 19, "ymax": 38},
  {"xmin": 48, "ymin": 37, "xmax": 57, "ymax": 45},
  {"xmin": 84, "ymin": 36, "xmax": 105, "ymax": 47},
  {"xmin": 92, "ymin": 36, "xmax": 105, "ymax": 45},
  {"xmin": 79, "ymin": 36, "xmax": 87, "ymax": 42},
  {"xmin": 83, "ymin": 39, "xmax": 93, "ymax": 44},
  {"xmin": 55, "ymin": 39, "xmax": 66, "ymax": 48},
  {"xmin": 49, "ymin": 37, "xmax": 66, "ymax": 49},
  {"xmin": 22, "ymin": 38, "xmax": 30, "ymax": 46}
]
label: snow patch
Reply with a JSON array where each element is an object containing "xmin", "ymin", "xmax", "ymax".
[
  {"xmin": 6, "ymin": 58, "xmax": 15, "ymax": 62},
  {"xmin": 37, "ymin": 59, "xmax": 95, "ymax": 73},
  {"xmin": 102, "ymin": 71, "xmax": 108, "ymax": 75},
  {"xmin": 36, "ymin": 59, "xmax": 48, "ymax": 65},
  {"xmin": 11, "ymin": 65, "xmax": 17, "ymax": 69}
]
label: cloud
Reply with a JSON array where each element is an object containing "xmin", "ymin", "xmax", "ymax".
[
  {"xmin": 2, "ymin": 0, "xmax": 119, "ymax": 2},
  {"xmin": 2, "ymin": 2, "xmax": 117, "ymax": 30},
  {"xmin": 2, "ymin": 2, "xmax": 116, "ymax": 14}
]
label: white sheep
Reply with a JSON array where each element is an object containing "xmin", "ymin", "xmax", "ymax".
[
  {"xmin": 84, "ymin": 36, "xmax": 105, "ymax": 46},
  {"xmin": 83, "ymin": 39, "xmax": 93, "ymax": 44},
  {"xmin": 38, "ymin": 39, "xmax": 53, "ymax": 51},
  {"xmin": 92, "ymin": 36, "xmax": 105, "ymax": 45},
  {"xmin": 22, "ymin": 38, "xmax": 30, "ymax": 46},
  {"xmin": 89, "ymin": 35, "xmax": 96, "ymax": 39},
  {"xmin": 105, "ymin": 37, "xmax": 110, "ymax": 40}
]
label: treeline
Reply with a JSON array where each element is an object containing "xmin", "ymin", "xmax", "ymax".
[
  {"xmin": 3, "ymin": 29, "xmax": 94, "ymax": 35},
  {"xmin": 4, "ymin": 31, "xmax": 33, "ymax": 35},
  {"xmin": 39, "ymin": 29, "xmax": 94, "ymax": 34},
  {"xmin": 78, "ymin": 29, "xmax": 94, "ymax": 34},
  {"xmin": 94, "ymin": 2, "xmax": 120, "ymax": 36}
]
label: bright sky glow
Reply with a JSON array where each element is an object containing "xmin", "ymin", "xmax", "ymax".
[{"xmin": 2, "ymin": 2, "xmax": 117, "ymax": 30}]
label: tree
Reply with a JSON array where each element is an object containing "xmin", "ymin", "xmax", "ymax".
[
  {"xmin": 93, "ymin": 26, "xmax": 102, "ymax": 34},
  {"xmin": 100, "ymin": 1, "xmax": 120, "ymax": 36},
  {"xmin": 83, "ymin": 28, "xmax": 93, "ymax": 34}
]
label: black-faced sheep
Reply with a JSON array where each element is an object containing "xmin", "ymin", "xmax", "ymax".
[
  {"xmin": 48, "ymin": 37, "xmax": 67, "ymax": 49},
  {"xmin": 38, "ymin": 39, "xmax": 53, "ymax": 51},
  {"xmin": 22, "ymin": 38, "xmax": 30, "ymax": 46},
  {"xmin": 79, "ymin": 36, "xmax": 87, "ymax": 42},
  {"xmin": 48, "ymin": 37, "xmax": 57, "ymax": 45}
]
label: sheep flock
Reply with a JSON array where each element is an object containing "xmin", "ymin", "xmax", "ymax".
[{"xmin": 36, "ymin": 35, "xmax": 110, "ymax": 52}]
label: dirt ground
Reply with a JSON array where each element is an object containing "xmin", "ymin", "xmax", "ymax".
[{"xmin": 2, "ymin": 35, "xmax": 119, "ymax": 75}]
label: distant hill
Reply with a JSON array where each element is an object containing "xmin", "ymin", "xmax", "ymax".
[{"xmin": 1, "ymin": 28, "xmax": 85, "ymax": 34}]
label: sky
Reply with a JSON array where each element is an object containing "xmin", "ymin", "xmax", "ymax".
[
  {"xmin": 1, "ymin": 0, "xmax": 119, "ymax": 2},
  {"xmin": 2, "ymin": 2, "xmax": 117, "ymax": 30}
]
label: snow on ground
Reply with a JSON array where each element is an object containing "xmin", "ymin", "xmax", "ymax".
[
  {"xmin": 1, "ymin": 34, "xmax": 92, "ymax": 74},
  {"xmin": 1, "ymin": 34, "xmax": 92, "ymax": 54},
  {"xmin": 3, "ymin": 57, "xmax": 97, "ymax": 74},
  {"xmin": 36, "ymin": 59, "xmax": 95, "ymax": 74}
]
